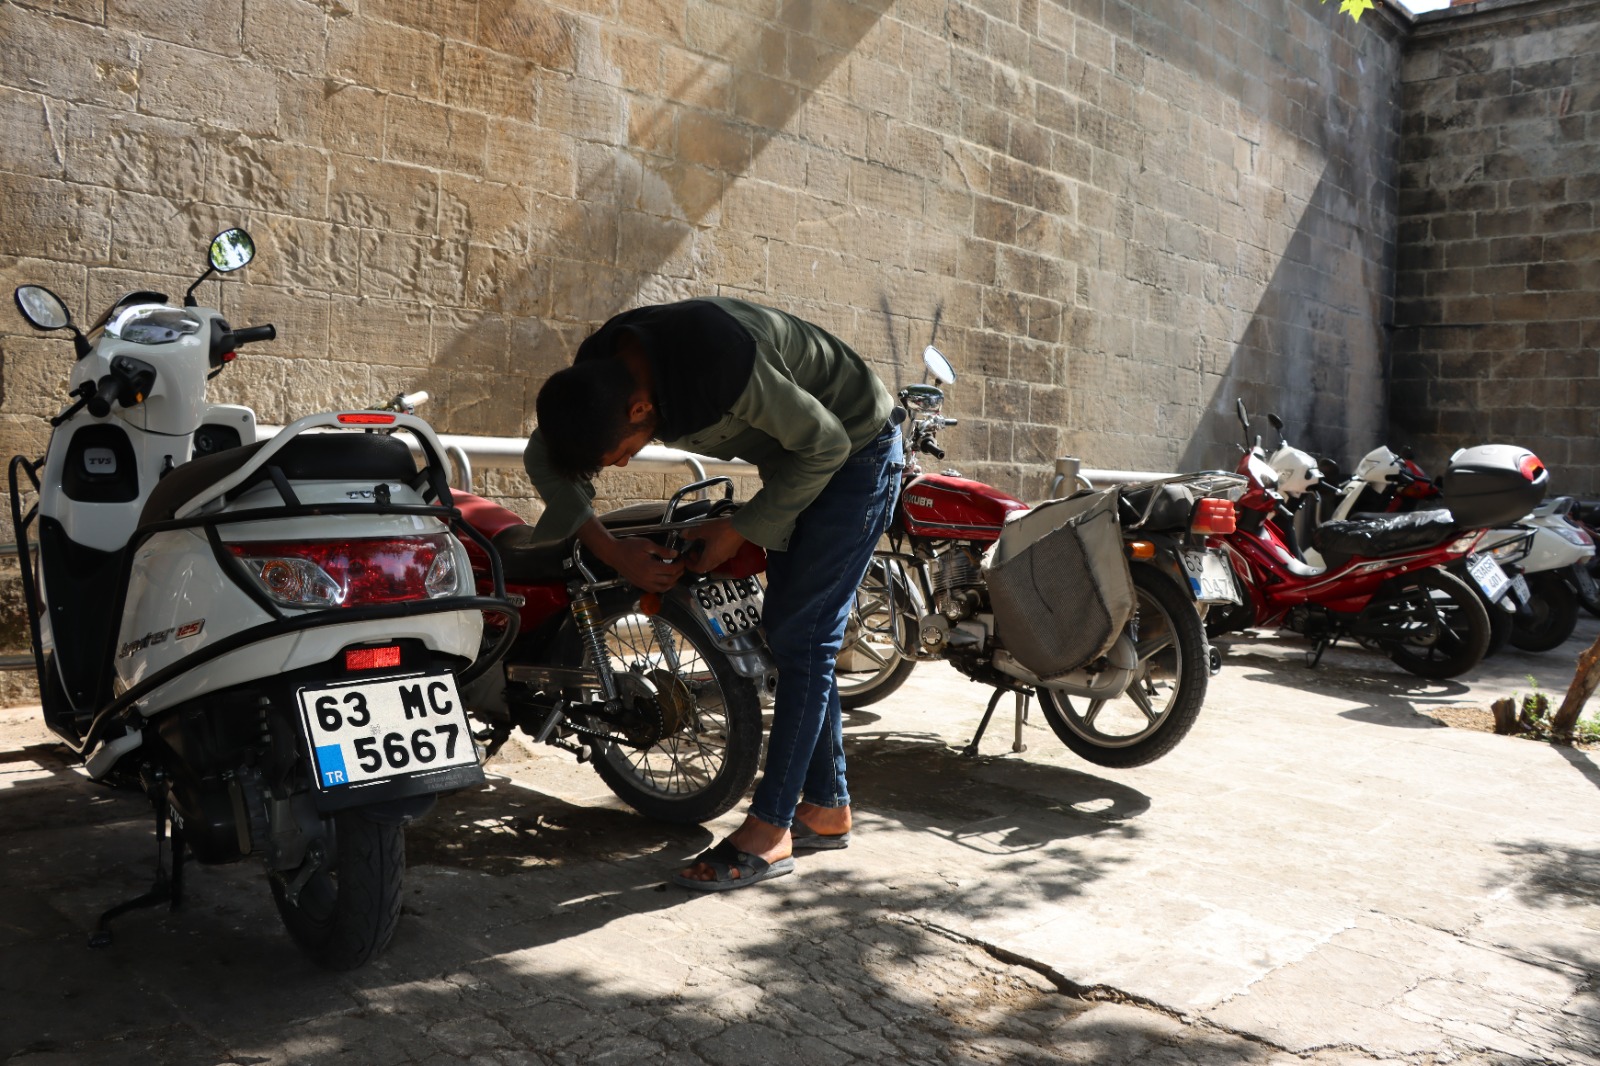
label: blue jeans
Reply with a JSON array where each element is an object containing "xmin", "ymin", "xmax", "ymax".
[{"xmin": 750, "ymin": 423, "xmax": 903, "ymax": 829}]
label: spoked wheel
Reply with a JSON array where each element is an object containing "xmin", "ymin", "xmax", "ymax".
[
  {"xmin": 1379, "ymin": 567, "xmax": 1491, "ymax": 679},
  {"xmin": 271, "ymin": 810, "xmax": 404, "ymax": 971},
  {"xmin": 588, "ymin": 598, "xmax": 761, "ymax": 824},
  {"xmin": 838, "ymin": 556, "xmax": 917, "ymax": 710},
  {"xmin": 1510, "ymin": 571, "xmax": 1579, "ymax": 652},
  {"xmin": 1036, "ymin": 566, "xmax": 1209, "ymax": 769}
]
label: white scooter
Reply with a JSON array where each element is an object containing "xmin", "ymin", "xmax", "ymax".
[{"xmin": 8, "ymin": 229, "xmax": 517, "ymax": 968}]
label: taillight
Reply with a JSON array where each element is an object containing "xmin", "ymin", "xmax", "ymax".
[
  {"xmin": 227, "ymin": 533, "xmax": 461, "ymax": 608},
  {"xmin": 1519, "ymin": 454, "xmax": 1546, "ymax": 481},
  {"xmin": 1190, "ymin": 498, "xmax": 1237, "ymax": 536},
  {"xmin": 346, "ymin": 645, "xmax": 402, "ymax": 671}
]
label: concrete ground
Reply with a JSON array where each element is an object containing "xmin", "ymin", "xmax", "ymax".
[{"xmin": 2, "ymin": 615, "xmax": 1597, "ymax": 1066}]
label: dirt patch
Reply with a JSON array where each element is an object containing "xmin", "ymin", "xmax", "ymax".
[{"xmin": 1422, "ymin": 703, "xmax": 1598, "ymax": 747}]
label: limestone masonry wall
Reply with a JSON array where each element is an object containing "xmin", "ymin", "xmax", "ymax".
[
  {"xmin": 0, "ymin": 0, "xmax": 1404, "ymax": 518},
  {"xmin": 1394, "ymin": 0, "xmax": 1600, "ymax": 496}
]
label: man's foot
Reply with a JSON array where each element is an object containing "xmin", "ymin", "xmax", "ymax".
[
  {"xmin": 791, "ymin": 802, "xmax": 853, "ymax": 850},
  {"xmin": 676, "ymin": 814, "xmax": 791, "ymax": 884}
]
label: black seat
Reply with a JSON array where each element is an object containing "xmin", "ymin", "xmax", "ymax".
[
  {"xmin": 139, "ymin": 433, "xmax": 419, "ymax": 527},
  {"xmin": 1315, "ymin": 509, "xmax": 1458, "ymax": 565},
  {"xmin": 492, "ymin": 524, "xmax": 573, "ymax": 583}
]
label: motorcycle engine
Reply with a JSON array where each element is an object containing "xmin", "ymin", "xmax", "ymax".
[{"xmin": 927, "ymin": 543, "xmax": 986, "ymax": 621}]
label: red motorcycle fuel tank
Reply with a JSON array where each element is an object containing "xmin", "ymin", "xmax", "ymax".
[{"xmin": 898, "ymin": 473, "xmax": 1028, "ymax": 541}]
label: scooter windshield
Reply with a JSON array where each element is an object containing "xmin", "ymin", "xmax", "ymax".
[{"xmin": 106, "ymin": 305, "xmax": 201, "ymax": 345}]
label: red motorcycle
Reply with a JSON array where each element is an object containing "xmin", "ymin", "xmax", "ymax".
[
  {"xmin": 836, "ymin": 347, "xmax": 1241, "ymax": 768},
  {"xmin": 450, "ymin": 479, "xmax": 774, "ymax": 825},
  {"xmin": 1207, "ymin": 401, "xmax": 1496, "ymax": 679}
]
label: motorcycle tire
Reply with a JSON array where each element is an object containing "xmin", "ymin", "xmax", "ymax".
[
  {"xmin": 587, "ymin": 598, "xmax": 762, "ymax": 824},
  {"xmin": 1509, "ymin": 571, "xmax": 1580, "ymax": 653},
  {"xmin": 271, "ymin": 810, "xmax": 404, "ymax": 971},
  {"xmin": 1380, "ymin": 567, "xmax": 1491, "ymax": 680},
  {"xmin": 1036, "ymin": 565, "xmax": 1208, "ymax": 769},
  {"xmin": 839, "ymin": 557, "xmax": 917, "ymax": 710},
  {"xmin": 1483, "ymin": 596, "xmax": 1514, "ymax": 657}
]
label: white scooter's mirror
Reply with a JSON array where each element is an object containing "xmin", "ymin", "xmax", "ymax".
[
  {"xmin": 14, "ymin": 285, "xmax": 72, "ymax": 331},
  {"xmin": 208, "ymin": 228, "xmax": 256, "ymax": 273},
  {"xmin": 922, "ymin": 345, "xmax": 956, "ymax": 384}
]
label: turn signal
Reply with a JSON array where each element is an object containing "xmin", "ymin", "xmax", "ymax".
[
  {"xmin": 1190, "ymin": 498, "xmax": 1237, "ymax": 536},
  {"xmin": 1127, "ymin": 540, "xmax": 1156, "ymax": 560},
  {"xmin": 1518, "ymin": 454, "xmax": 1546, "ymax": 481}
]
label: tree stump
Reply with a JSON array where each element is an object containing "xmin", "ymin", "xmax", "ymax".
[
  {"xmin": 1551, "ymin": 631, "xmax": 1600, "ymax": 737},
  {"xmin": 1492, "ymin": 697, "xmax": 1521, "ymax": 735}
]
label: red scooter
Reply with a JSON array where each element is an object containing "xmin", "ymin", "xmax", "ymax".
[{"xmin": 1207, "ymin": 401, "xmax": 1494, "ymax": 679}]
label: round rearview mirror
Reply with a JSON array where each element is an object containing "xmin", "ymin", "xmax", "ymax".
[
  {"xmin": 208, "ymin": 228, "xmax": 255, "ymax": 273},
  {"xmin": 14, "ymin": 285, "xmax": 72, "ymax": 331},
  {"xmin": 922, "ymin": 345, "xmax": 956, "ymax": 385}
]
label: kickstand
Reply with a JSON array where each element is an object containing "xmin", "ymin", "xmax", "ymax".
[
  {"xmin": 90, "ymin": 800, "xmax": 186, "ymax": 949},
  {"xmin": 962, "ymin": 687, "xmax": 1013, "ymax": 758},
  {"xmin": 1305, "ymin": 638, "xmax": 1331, "ymax": 669},
  {"xmin": 1012, "ymin": 690, "xmax": 1030, "ymax": 753}
]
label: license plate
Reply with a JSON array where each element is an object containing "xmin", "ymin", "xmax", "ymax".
[
  {"xmin": 1510, "ymin": 573, "xmax": 1530, "ymax": 605},
  {"xmin": 298, "ymin": 672, "xmax": 476, "ymax": 791},
  {"xmin": 694, "ymin": 577, "xmax": 764, "ymax": 637},
  {"xmin": 1182, "ymin": 549, "xmax": 1239, "ymax": 604},
  {"xmin": 1465, "ymin": 552, "xmax": 1510, "ymax": 602}
]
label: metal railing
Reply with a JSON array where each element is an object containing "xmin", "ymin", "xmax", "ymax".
[{"xmin": 0, "ymin": 437, "xmax": 1166, "ymax": 673}]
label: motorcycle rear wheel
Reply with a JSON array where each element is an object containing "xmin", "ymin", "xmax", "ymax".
[
  {"xmin": 838, "ymin": 557, "xmax": 917, "ymax": 710},
  {"xmin": 1579, "ymin": 558, "xmax": 1600, "ymax": 619},
  {"xmin": 271, "ymin": 810, "xmax": 404, "ymax": 971},
  {"xmin": 1510, "ymin": 571, "xmax": 1579, "ymax": 652},
  {"xmin": 1380, "ymin": 567, "xmax": 1490, "ymax": 679},
  {"xmin": 1036, "ymin": 566, "xmax": 1208, "ymax": 769},
  {"xmin": 588, "ymin": 599, "xmax": 762, "ymax": 824}
]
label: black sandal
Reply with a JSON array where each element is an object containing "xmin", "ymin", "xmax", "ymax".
[{"xmin": 670, "ymin": 839, "xmax": 796, "ymax": 892}]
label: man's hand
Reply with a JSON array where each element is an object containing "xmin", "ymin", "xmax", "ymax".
[
  {"xmin": 577, "ymin": 518, "xmax": 684, "ymax": 592},
  {"xmin": 686, "ymin": 517, "xmax": 747, "ymax": 574}
]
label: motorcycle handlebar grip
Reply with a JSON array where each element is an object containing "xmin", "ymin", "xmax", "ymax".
[
  {"xmin": 402, "ymin": 390, "xmax": 430, "ymax": 408},
  {"xmin": 230, "ymin": 324, "xmax": 276, "ymax": 345},
  {"xmin": 86, "ymin": 374, "xmax": 121, "ymax": 418},
  {"xmin": 922, "ymin": 441, "xmax": 945, "ymax": 460},
  {"xmin": 942, "ymin": 417, "xmax": 959, "ymax": 426}
]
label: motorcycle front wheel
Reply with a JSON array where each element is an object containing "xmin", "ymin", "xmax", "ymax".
[
  {"xmin": 271, "ymin": 810, "xmax": 404, "ymax": 971},
  {"xmin": 1036, "ymin": 565, "xmax": 1208, "ymax": 769},
  {"xmin": 1378, "ymin": 567, "xmax": 1491, "ymax": 679},
  {"xmin": 838, "ymin": 556, "xmax": 918, "ymax": 710},
  {"xmin": 587, "ymin": 599, "xmax": 762, "ymax": 824},
  {"xmin": 1510, "ymin": 571, "xmax": 1579, "ymax": 652}
]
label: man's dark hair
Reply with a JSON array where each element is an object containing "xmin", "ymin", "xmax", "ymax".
[{"xmin": 534, "ymin": 358, "xmax": 638, "ymax": 480}]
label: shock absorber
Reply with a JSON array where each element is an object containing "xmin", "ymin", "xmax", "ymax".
[{"xmin": 569, "ymin": 553, "xmax": 620, "ymax": 705}]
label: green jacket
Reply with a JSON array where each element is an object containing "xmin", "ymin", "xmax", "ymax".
[{"xmin": 523, "ymin": 297, "xmax": 893, "ymax": 551}]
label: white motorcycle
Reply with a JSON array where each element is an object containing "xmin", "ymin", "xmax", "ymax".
[{"xmin": 8, "ymin": 229, "xmax": 517, "ymax": 968}]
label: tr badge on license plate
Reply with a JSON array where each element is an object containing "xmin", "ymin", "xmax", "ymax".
[{"xmin": 298, "ymin": 672, "xmax": 479, "ymax": 794}]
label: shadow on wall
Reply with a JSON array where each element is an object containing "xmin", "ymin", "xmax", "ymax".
[
  {"xmin": 435, "ymin": 0, "xmax": 898, "ymax": 422},
  {"xmin": 1179, "ymin": 164, "xmax": 1391, "ymax": 474}
]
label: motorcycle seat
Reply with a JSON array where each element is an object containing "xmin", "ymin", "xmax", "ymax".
[
  {"xmin": 138, "ymin": 433, "xmax": 419, "ymax": 528},
  {"xmin": 596, "ymin": 497, "xmax": 728, "ymax": 530},
  {"xmin": 491, "ymin": 524, "xmax": 571, "ymax": 583},
  {"xmin": 1314, "ymin": 508, "xmax": 1458, "ymax": 566}
]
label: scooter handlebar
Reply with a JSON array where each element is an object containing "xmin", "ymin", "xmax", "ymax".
[
  {"xmin": 86, "ymin": 373, "xmax": 121, "ymax": 418},
  {"xmin": 229, "ymin": 324, "xmax": 276, "ymax": 346}
]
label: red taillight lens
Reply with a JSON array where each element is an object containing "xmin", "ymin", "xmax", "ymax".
[
  {"xmin": 1190, "ymin": 498, "xmax": 1237, "ymax": 536},
  {"xmin": 346, "ymin": 645, "xmax": 402, "ymax": 671},
  {"xmin": 1518, "ymin": 454, "xmax": 1546, "ymax": 481},
  {"xmin": 227, "ymin": 534, "xmax": 460, "ymax": 607},
  {"xmin": 336, "ymin": 412, "xmax": 396, "ymax": 425}
]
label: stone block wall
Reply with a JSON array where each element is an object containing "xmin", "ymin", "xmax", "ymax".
[
  {"xmin": 1, "ymin": 0, "xmax": 1405, "ymax": 513},
  {"xmin": 1394, "ymin": 0, "xmax": 1600, "ymax": 495}
]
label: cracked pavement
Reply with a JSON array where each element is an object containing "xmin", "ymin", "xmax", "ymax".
[{"xmin": 2, "ymin": 616, "xmax": 1597, "ymax": 1066}]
